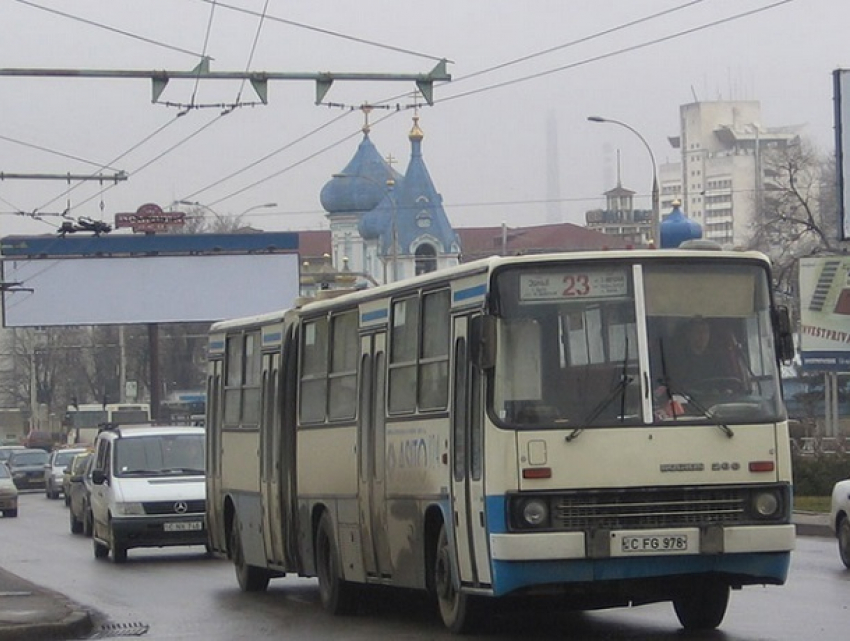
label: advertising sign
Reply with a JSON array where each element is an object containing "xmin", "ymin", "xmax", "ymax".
[{"xmin": 799, "ymin": 255, "xmax": 850, "ymax": 370}]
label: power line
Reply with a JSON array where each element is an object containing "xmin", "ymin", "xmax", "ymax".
[
  {"xmin": 13, "ymin": 0, "xmax": 209, "ymax": 59},
  {"xmin": 0, "ymin": 134, "xmax": 123, "ymax": 172},
  {"xmin": 197, "ymin": 0, "xmax": 448, "ymax": 63},
  {"xmin": 438, "ymin": 0, "xmax": 796, "ymax": 103}
]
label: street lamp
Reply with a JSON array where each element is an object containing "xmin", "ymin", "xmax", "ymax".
[
  {"xmin": 239, "ymin": 202, "xmax": 277, "ymax": 218},
  {"xmin": 588, "ymin": 116, "xmax": 660, "ymax": 246}
]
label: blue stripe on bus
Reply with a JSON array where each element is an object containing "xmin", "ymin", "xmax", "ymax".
[
  {"xmin": 361, "ymin": 308, "xmax": 388, "ymax": 323},
  {"xmin": 490, "ymin": 552, "xmax": 791, "ymax": 597},
  {"xmin": 483, "ymin": 495, "xmax": 790, "ymax": 597},
  {"xmin": 453, "ymin": 284, "xmax": 486, "ymax": 302}
]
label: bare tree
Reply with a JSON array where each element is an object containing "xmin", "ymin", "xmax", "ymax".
[{"xmin": 748, "ymin": 137, "xmax": 839, "ymax": 312}]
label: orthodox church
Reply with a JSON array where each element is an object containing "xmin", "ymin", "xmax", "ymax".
[{"xmin": 319, "ymin": 113, "xmax": 461, "ymax": 285}]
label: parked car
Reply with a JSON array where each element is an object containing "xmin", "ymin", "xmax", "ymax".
[
  {"xmin": 7, "ymin": 448, "xmax": 49, "ymax": 489},
  {"xmin": 44, "ymin": 447, "xmax": 89, "ymax": 500},
  {"xmin": 0, "ymin": 463, "xmax": 18, "ymax": 517},
  {"xmin": 68, "ymin": 452, "xmax": 95, "ymax": 535},
  {"xmin": 90, "ymin": 425, "xmax": 206, "ymax": 562},
  {"xmin": 830, "ymin": 477, "xmax": 850, "ymax": 568}
]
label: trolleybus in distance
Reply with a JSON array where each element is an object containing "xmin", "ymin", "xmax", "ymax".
[{"xmin": 205, "ymin": 248, "xmax": 795, "ymax": 633}]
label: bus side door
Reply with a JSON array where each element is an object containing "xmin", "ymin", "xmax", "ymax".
[
  {"xmin": 358, "ymin": 332, "xmax": 392, "ymax": 579},
  {"xmin": 260, "ymin": 352, "xmax": 286, "ymax": 566},
  {"xmin": 450, "ymin": 315, "xmax": 491, "ymax": 588},
  {"xmin": 206, "ymin": 360, "xmax": 225, "ymax": 553}
]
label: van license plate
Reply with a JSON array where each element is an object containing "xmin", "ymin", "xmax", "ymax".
[{"xmin": 164, "ymin": 521, "xmax": 202, "ymax": 532}]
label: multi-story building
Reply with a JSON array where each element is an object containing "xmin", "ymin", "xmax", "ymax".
[{"xmin": 660, "ymin": 100, "xmax": 801, "ymax": 247}]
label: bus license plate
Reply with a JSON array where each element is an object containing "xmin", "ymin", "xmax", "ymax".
[
  {"xmin": 613, "ymin": 532, "xmax": 692, "ymax": 556},
  {"xmin": 164, "ymin": 521, "xmax": 202, "ymax": 532}
]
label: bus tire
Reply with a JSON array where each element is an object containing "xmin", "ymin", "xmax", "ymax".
[
  {"xmin": 230, "ymin": 515, "xmax": 270, "ymax": 592},
  {"xmin": 673, "ymin": 579, "xmax": 729, "ymax": 630},
  {"xmin": 315, "ymin": 510, "xmax": 357, "ymax": 615},
  {"xmin": 433, "ymin": 523, "xmax": 479, "ymax": 633},
  {"xmin": 838, "ymin": 516, "xmax": 850, "ymax": 569}
]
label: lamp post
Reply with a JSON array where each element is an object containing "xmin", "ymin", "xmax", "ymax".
[
  {"xmin": 588, "ymin": 116, "xmax": 659, "ymax": 246},
  {"xmin": 239, "ymin": 202, "xmax": 277, "ymax": 218}
]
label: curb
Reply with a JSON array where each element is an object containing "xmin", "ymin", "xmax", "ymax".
[{"xmin": 0, "ymin": 610, "xmax": 93, "ymax": 641}]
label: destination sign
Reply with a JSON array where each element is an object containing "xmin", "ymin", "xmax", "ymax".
[{"xmin": 519, "ymin": 269, "xmax": 628, "ymax": 301}]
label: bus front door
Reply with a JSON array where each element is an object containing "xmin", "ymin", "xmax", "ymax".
[
  {"xmin": 358, "ymin": 333, "xmax": 392, "ymax": 579},
  {"xmin": 450, "ymin": 316, "xmax": 491, "ymax": 589}
]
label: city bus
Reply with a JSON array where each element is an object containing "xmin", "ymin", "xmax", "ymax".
[
  {"xmin": 65, "ymin": 402, "xmax": 151, "ymax": 445},
  {"xmin": 205, "ymin": 248, "xmax": 795, "ymax": 632}
]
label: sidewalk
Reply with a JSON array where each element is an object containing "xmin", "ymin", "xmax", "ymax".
[
  {"xmin": 0, "ymin": 513, "xmax": 836, "ymax": 641},
  {"xmin": 0, "ymin": 568, "xmax": 93, "ymax": 641}
]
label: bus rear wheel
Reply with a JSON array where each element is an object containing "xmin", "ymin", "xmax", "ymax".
[
  {"xmin": 433, "ymin": 523, "xmax": 479, "ymax": 633},
  {"xmin": 230, "ymin": 515, "xmax": 270, "ymax": 592},
  {"xmin": 672, "ymin": 579, "xmax": 729, "ymax": 630},
  {"xmin": 315, "ymin": 511, "xmax": 357, "ymax": 615}
]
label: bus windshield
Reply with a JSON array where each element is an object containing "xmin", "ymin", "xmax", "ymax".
[{"xmin": 490, "ymin": 260, "xmax": 785, "ymax": 428}]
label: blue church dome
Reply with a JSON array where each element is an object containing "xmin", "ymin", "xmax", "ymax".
[
  {"xmin": 320, "ymin": 132, "xmax": 401, "ymax": 216},
  {"xmin": 660, "ymin": 201, "xmax": 702, "ymax": 248}
]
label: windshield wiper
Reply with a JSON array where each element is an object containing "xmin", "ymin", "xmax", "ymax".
[{"xmin": 566, "ymin": 338, "xmax": 633, "ymax": 443}]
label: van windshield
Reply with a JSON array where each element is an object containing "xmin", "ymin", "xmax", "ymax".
[{"xmin": 113, "ymin": 434, "xmax": 205, "ymax": 477}]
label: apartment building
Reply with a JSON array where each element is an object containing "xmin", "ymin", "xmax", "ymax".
[{"xmin": 660, "ymin": 100, "xmax": 800, "ymax": 247}]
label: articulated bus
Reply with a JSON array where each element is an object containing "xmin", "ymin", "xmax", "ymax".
[{"xmin": 206, "ymin": 248, "xmax": 795, "ymax": 633}]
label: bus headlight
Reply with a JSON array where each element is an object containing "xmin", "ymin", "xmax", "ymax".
[
  {"xmin": 752, "ymin": 491, "xmax": 780, "ymax": 518},
  {"xmin": 520, "ymin": 499, "xmax": 549, "ymax": 528}
]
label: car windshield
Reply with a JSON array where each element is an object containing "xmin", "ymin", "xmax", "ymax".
[
  {"xmin": 53, "ymin": 450, "xmax": 82, "ymax": 467},
  {"xmin": 72, "ymin": 454, "xmax": 92, "ymax": 474},
  {"xmin": 0, "ymin": 449, "xmax": 20, "ymax": 462},
  {"xmin": 12, "ymin": 451, "xmax": 48, "ymax": 465},
  {"xmin": 0, "ymin": 464, "xmax": 10, "ymax": 478},
  {"xmin": 113, "ymin": 434, "xmax": 205, "ymax": 477}
]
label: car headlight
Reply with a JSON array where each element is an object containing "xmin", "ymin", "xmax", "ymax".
[
  {"xmin": 752, "ymin": 490, "xmax": 781, "ymax": 518},
  {"xmin": 520, "ymin": 498, "xmax": 550, "ymax": 528},
  {"xmin": 114, "ymin": 502, "xmax": 145, "ymax": 516}
]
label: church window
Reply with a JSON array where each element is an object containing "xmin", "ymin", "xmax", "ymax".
[{"xmin": 415, "ymin": 244, "xmax": 437, "ymax": 276}]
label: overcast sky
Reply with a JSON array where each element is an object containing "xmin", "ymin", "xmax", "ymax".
[{"xmin": 1, "ymin": 0, "xmax": 847, "ymax": 238}]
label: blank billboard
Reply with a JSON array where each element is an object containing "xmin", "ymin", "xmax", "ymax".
[{"xmin": 2, "ymin": 253, "xmax": 300, "ymax": 326}]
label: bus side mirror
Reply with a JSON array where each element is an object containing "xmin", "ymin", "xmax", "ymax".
[
  {"xmin": 773, "ymin": 305, "xmax": 794, "ymax": 363},
  {"xmin": 469, "ymin": 315, "xmax": 496, "ymax": 370}
]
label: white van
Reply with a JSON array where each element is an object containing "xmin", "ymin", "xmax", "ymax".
[{"xmin": 89, "ymin": 425, "xmax": 206, "ymax": 563}]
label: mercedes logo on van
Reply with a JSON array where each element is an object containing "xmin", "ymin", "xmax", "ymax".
[{"xmin": 174, "ymin": 501, "xmax": 188, "ymax": 514}]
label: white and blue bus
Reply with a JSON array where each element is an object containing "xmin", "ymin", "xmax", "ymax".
[{"xmin": 206, "ymin": 248, "xmax": 795, "ymax": 632}]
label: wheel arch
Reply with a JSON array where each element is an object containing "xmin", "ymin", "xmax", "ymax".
[{"xmin": 424, "ymin": 504, "xmax": 447, "ymax": 593}]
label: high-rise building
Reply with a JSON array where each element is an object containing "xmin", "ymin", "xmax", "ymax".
[{"xmin": 660, "ymin": 101, "xmax": 801, "ymax": 246}]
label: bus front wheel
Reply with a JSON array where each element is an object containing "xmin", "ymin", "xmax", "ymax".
[
  {"xmin": 315, "ymin": 511, "xmax": 357, "ymax": 615},
  {"xmin": 433, "ymin": 523, "xmax": 480, "ymax": 633},
  {"xmin": 672, "ymin": 579, "xmax": 729, "ymax": 630},
  {"xmin": 230, "ymin": 515, "xmax": 270, "ymax": 592}
]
